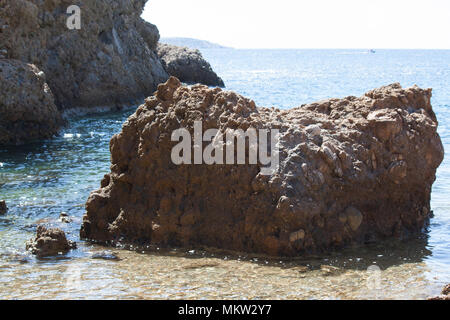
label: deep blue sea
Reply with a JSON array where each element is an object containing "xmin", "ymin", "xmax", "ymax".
[{"xmin": 0, "ymin": 49, "xmax": 449, "ymax": 299}]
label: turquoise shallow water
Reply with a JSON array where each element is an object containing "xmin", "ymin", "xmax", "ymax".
[{"xmin": 0, "ymin": 49, "xmax": 449, "ymax": 299}]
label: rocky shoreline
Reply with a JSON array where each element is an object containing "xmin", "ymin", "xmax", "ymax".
[
  {"xmin": 0, "ymin": 0, "xmax": 168, "ymax": 112},
  {"xmin": 80, "ymin": 78, "xmax": 443, "ymax": 257},
  {"xmin": 0, "ymin": 0, "xmax": 447, "ymax": 301},
  {"xmin": 0, "ymin": 0, "xmax": 223, "ymax": 146}
]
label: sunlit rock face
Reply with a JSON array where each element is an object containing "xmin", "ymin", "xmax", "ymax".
[
  {"xmin": 0, "ymin": 0, "xmax": 168, "ymax": 111},
  {"xmin": 81, "ymin": 78, "xmax": 443, "ymax": 257},
  {"xmin": 0, "ymin": 59, "xmax": 63, "ymax": 145}
]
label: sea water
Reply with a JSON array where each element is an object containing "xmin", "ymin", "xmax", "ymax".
[{"xmin": 0, "ymin": 49, "xmax": 449, "ymax": 299}]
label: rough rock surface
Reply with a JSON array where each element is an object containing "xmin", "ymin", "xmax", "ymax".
[
  {"xmin": 26, "ymin": 225, "xmax": 76, "ymax": 257},
  {"xmin": 0, "ymin": 0, "xmax": 168, "ymax": 110},
  {"xmin": 0, "ymin": 59, "xmax": 62, "ymax": 145},
  {"xmin": 81, "ymin": 78, "xmax": 443, "ymax": 256},
  {"xmin": 157, "ymin": 43, "xmax": 224, "ymax": 87},
  {"xmin": 0, "ymin": 200, "xmax": 7, "ymax": 215}
]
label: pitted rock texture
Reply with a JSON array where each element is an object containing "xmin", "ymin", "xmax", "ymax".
[
  {"xmin": 26, "ymin": 225, "xmax": 77, "ymax": 257},
  {"xmin": 0, "ymin": 59, "xmax": 62, "ymax": 145},
  {"xmin": 81, "ymin": 78, "xmax": 443, "ymax": 256},
  {"xmin": 157, "ymin": 43, "xmax": 224, "ymax": 87},
  {"xmin": 0, "ymin": 0, "xmax": 168, "ymax": 110}
]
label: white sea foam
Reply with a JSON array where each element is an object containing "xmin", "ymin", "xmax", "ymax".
[{"xmin": 64, "ymin": 133, "xmax": 82, "ymax": 139}]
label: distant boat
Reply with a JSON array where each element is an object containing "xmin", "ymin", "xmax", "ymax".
[{"xmin": 369, "ymin": 49, "xmax": 376, "ymax": 53}]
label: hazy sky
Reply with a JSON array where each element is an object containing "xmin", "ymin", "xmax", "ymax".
[{"xmin": 142, "ymin": 0, "xmax": 450, "ymax": 49}]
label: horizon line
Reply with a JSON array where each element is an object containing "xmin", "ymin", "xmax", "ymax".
[
  {"xmin": 171, "ymin": 47, "xmax": 450, "ymax": 51},
  {"xmin": 157, "ymin": 38, "xmax": 450, "ymax": 50}
]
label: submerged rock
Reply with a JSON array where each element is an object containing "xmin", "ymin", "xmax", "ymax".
[
  {"xmin": 320, "ymin": 265, "xmax": 343, "ymax": 277},
  {"xmin": 0, "ymin": 0, "xmax": 168, "ymax": 111},
  {"xmin": 0, "ymin": 60, "xmax": 63, "ymax": 145},
  {"xmin": 59, "ymin": 212, "xmax": 72, "ymax": 224},
  {"xmin": 26, "ymin": 226, "xmax": 76, "ymax": 257},
  {"xmin": 157, "ymin": 43, "xmax": 225, "ymax": 87},
  {"xmin": 0, "ymin": 200, "xmax": 7, "ymax": 215},
  {"xmin": 91, "ymin": 251, "xmax": 121, "ymax": 261},
  {"xmin": 81, "ymin": 78, "xmax": 443, "ymax": 256}
]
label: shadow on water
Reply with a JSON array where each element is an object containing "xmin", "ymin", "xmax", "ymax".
[{"xmin": 102, "ymin": 229, "xmax": 432, "ymax": 273}]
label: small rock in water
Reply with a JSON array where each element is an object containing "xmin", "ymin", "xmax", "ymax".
[
  {"xmin": 0, "ymin": 200, "xmax": 8, "ymax": 215},
  {"xmin": 91, "ymin": 251, "xmax": 121, "ymax": 261},
  {"xmin": 59, "ymin": 212, "xmax": 72, "ymax": 223},
  {"xmin": 26, "ymin": 225, "xmax": 77, "ymax": 257}
]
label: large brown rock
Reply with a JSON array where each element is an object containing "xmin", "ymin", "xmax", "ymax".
[
  {"xmin": 80, "ymin": 78, "xmax": 443, "ymax": 256},
  {"xmin": 157, "ymin": 43, "xmax": 225, "ymax": 87},
  {"xmin": 0, "ymin": 59, "xmax": 62, "ymax": 145},
  {"xmin": 0, "ymin": 0, "xmax": 168, "ymax": 111}
]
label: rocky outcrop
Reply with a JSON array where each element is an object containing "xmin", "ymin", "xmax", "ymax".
[
  {"xmin": 81, "ymin": 78, "xmax": 443, "ymax": 257},
  {"xmin": 157, "ymin": 43, "xmax": 224, "ymax": 87},
  {"xmin": 0, "ymin": 60, "xmax": 63, "ymax": 145},
  {"xmin": 26, "ymin": 226, "xmax": 76, "ymax": 257},
  {"xmin": 0, "ymin": 0, "xmax": 168, "ymax": 111}
]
